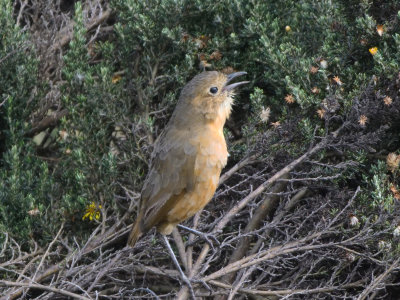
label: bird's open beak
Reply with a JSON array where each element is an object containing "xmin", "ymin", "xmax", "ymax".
[{"xmin": 223, "ymin": 71, "xmax": 249, "ymax": 92}]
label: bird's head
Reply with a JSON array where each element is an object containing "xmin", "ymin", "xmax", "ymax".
[{"xmin": 177, "ymin": 71, "xmax": 248, "ymax": 123}]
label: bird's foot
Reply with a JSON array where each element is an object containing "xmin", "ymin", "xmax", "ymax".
[{"xmin": 177, "ymin": 224, "xmax": 220, "ymax": 250}]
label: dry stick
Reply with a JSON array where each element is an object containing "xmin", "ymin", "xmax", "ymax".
[
  {"xmin": 219, "ymin": 154, "xmax": 260, "ymax": 185},
  {"xmin": 205, "ymin": 218, "xmax": 358, "ymax": 291},
  {"xmin": 215, "ymin": 140, "xmax": 325, "ymax": 236},
  {"xmin": 249, "ymin": 187, "xmax": 309, "ymax": 256},
  {"xmin": 177, "ymin": 139, "xmax": 326, "ymax": 299},
  {"xmin": 335, "ymin": 245, "xmax": 384, "ymax": 265},
  {"xmin": 16, "ymin": 0, "xmax": 29, "ymax": 27},
  {"xmin": 0, "ymin": 232, "xmax": 8, "ymax": 256},
  {"xmin": 33, "ymin": 223, "xmax": 64, "ymax": 282},
  {"xmin": 208, "ymin": 279, "xmax": 365, "ymax": 297},
  {"xmin": 227, "ymin": 265, "xmax": 256, "ymax": 300},
  {"xmin": 7, "ymin": 224, "xmax": 64, "ymax": 300},
  {"xmin": 5, "ymin": 260, "xmax": 68, "ymax": 300},
  {"xmin": 203, "ymin": 234, "xmax": 332, "ymax": 282},
  {"xmin": 86, "ymin": 251, "xmax": 123, "ymax": 293},
  {"xmin": 225, "ymin": 187, "xmax": 309, "ymax": 300},
  {"xmin": 134, "ymin": 265, "xmax": 179, "ymax": 278},
  {"xmin": 221, "ymin": 173, "xmax": 290, "ymax": 286},
  {"xmin": 16, "ymin": 255, "xmax": 43, "ymax": 283},
  {"xmin": 0, "ymin": 249, "xmax": 43, "ymax": 268},
  {"xmin": 51, "ymin": 8, "xmax": 112, "ymax": 51},
  {"xmin": 30, "ymin": 220, "xmax": 131, "ymax": 297},
  {"xmin": 0, "ymin": 281, "xmax": 91, "ymax": 300},
  {"xmin": 186, "ymin": 211, "xmax": 202, "ymax": 274},
  {"xmin": 172, "ymin": 228, "xmax": 189, "ymax": 272},
  {"xmin": 356, "ymin": 257, "xmax": 400, "ymax": 300},
  {"xmin": 4, "ymin": 219, "xmax": 109, "ymax": 300}
]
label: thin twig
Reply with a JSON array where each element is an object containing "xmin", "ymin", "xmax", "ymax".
[
  {"xmin": 172, "ymin": 228, "xmax": 188, "ymax": 272},
  {"xmin": 33, "ymin": 222, "xmax": 64, "ymax": 281},
  {"xmin": 219, "ymin": 154, "xmax": 260, "ymax": 185},
  {"xmin": 0, "ymin": 280, "xmax": 91, "ymax": 300},
  {"xmin": 357, "ymin": 257, "xmax": 400, "ymax": 300},
  {"xmin": 203, "ymin": 234, "xmax": 333, "ymax": 282},
  {"xmin": 208, "ymin": 279, "xmax": 366, "ymax": 296}
]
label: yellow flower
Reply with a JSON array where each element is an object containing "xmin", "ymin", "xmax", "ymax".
[
  {"xmin": 285, "ymin": 25, "xmax": 291, "ymax": 32},
  {"xmin": 369, "ymin": 47, "xmax": 378, "ymax": 55},
  {"xmin": 82, "ymin": 202, "xmax": 102, "ymax": 221},
  {"xmin": 112, "ymin": 74, "xmax": 122, "ymax": 84}
]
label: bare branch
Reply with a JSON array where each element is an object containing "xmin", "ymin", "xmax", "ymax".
[{"xmin": 0, "ymin": 281, "xmax": 91, "ymax": 300}]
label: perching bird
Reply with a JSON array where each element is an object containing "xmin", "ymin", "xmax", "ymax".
[{"xmin": 127, "ymin": 71, "xmax": 248, "ymax": 247}]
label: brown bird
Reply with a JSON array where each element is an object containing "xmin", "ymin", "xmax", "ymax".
[{"xmin": 127, "ymin": 71, "xmax": 248, "ymax": 247}]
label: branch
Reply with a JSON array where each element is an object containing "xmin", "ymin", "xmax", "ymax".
[
  {"xmin": 219, "ymin": 153, "xmax": 260, "ymax": 185},
  {"xmin": 221, "ymin": 173, "xmax": 289, "ymax": 284},
  {"xmin": 51, "ymin": 8, "xmax": 112, "ymax": 51},
  {"xmin": 357, "ymin": 257, "xmax": 400, "ymax": 300},
  {"xmin": 202, "ymin": 233, "xmax": 333, "ymax": 282},
  {"xmin": 33, "ymin": 223, "xmax": 64, "ymax": 281},
  {"xmin": 208, "ymin": 279, "xmax": 366, "ymax": 297},
  {"xmin": 0, "ymin": 281, "xmax": 91, "ymax": 300}
]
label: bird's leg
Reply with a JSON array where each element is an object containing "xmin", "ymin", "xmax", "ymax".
[
  {"xmin": 162, "ymin": 234, "xmax": 196, "ymax": 300},
  {"xmin": 177, "ymin": 224, "xmax": 220, "ymax": 250}
]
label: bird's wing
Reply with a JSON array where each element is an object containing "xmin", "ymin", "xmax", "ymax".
[{"xmin": 139, "ymin": 126, "xmax": 197, "ymax": 231}]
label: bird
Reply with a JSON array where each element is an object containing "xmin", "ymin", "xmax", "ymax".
[{"xmin": 127, "ymin": 70, "xmax": 248, "ymax": 247}]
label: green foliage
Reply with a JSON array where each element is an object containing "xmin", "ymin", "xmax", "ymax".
[
  {"xmin": 361, "ymin": 161, "xmax": 395, "ymax": 212},
  {"xmin": 56, "ymin": 2, "xmax": 122, "ymax": 231},
  {"xmin": 0, "ymin": 0, "xmax": 53, "ymax": 243}
]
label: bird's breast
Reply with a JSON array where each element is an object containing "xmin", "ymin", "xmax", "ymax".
[
  {"xmin": 194, "ymin": 129, "xmax": 228, "ymax": 169},
  {"xmin": 163, "ymin": 128, "xmax": 228, "ymax": 227}
]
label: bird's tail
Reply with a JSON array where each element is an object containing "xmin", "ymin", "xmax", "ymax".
[{"xmin": 127, "ymin": 217, "xmax": 143, "ymax": 247}]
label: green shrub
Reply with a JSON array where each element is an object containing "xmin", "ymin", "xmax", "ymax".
[{"xmin": 0, "ymin": 0, "xmax": 53, "ymax": 244}]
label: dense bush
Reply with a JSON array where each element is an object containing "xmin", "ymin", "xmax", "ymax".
[{"xmin": 1, "ymin": 0, "xmax": 400, "ymax": 298}]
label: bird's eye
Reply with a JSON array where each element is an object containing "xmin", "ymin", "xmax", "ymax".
[{"xmin": 209, "ymin": 87, "xmax": 218, "ymax": 94}]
